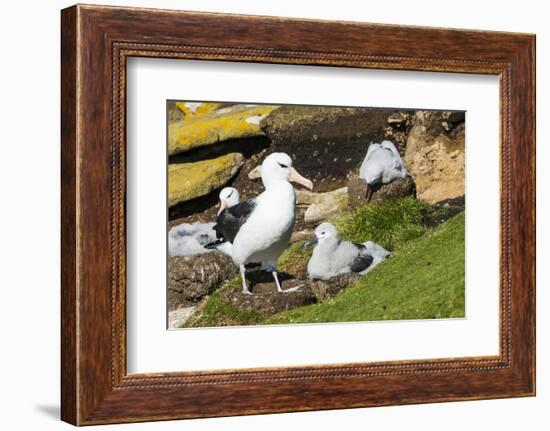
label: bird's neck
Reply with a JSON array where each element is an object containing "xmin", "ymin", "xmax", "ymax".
[
  {"xmin": 264, "ymin": 179, "xmax": 295, "ymax": 194},
  {"xmin": 260, "ymin": 181, "xmax": 296, "ymax": 210},
  {"xmin": 316, "ymin": 238, "xmax": 339, "ymax": 252}
]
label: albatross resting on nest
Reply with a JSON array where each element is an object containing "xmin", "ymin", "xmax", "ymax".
[
  {"xmin": 209, "ymin": 152, "xmax": 313, "ymax": 295},
  {"xmin": 206, "ymin": 187, "xmax": 241, "ymax": 257},
  {"xmin": 359, "ymin": 140, "xmax": 408, "ymax": 201},
  {"xmin": 217, "ymin": 187, "xmax": 240, "ymax": 214},
  {"xmin": 304, "ymin": 222, "xmax": 390, "ymax": 280},
  {"xmin": 170, "ymin": 187, "xmax": 240, "ymax": 257}
]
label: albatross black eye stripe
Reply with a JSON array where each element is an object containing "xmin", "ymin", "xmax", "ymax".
[
  {"xmin": 278, "ymin": 162, "xmax": 288, "ymax": 168},
  {"xmin": 226, "ymin": 191, "xmax": 234, "ymax": 199}
]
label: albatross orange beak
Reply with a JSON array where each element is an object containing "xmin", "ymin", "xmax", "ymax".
[
  {"xmin": 217, "ymin": 199, "xmax": 228, "ymax": 216},
  {"xmin": 289, "ymin": 167, "xmax": 313, "ymax": 190}
]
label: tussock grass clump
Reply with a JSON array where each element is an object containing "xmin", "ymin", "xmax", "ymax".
[
  {"xmin": 277, "ymin": 241, "xmax": 312, "ymax": 276},
  {"xmin": 333, "ymin": 196, "xmax": 431, "ymax": 250}
]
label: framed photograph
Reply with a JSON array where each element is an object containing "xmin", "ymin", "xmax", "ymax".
[
  {"xmin": 165, "ymin": 101, "xmax": 465, "ymax": 330},
  {"xmin": 61, "ymin": 4, "xmax": 536, "ymax": 425}
]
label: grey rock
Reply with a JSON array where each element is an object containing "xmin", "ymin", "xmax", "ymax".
[
  {"xmin": 290, "ymin": 229, "xmax": 314, "ymax": 243},
  {"xmin": 247, "ymin": 165, "xmax": 262, "ymax": 180},
  {"xmin": 443, "ymin": 111, "xmax": 466, "ymax": 124},
  {"xmin": 168, "ymin": 306, "xmax": 197, "ymax": 328},
  {"xmin": 347, "ymin": 174, "xmax": 416, "ymax": 209},
  {"xmin": 297, "ymin": 187, "xmax": 349, "ymax": 224},
  {"xmin": 387, "ymin": 112, "xmax": 411, "ymax": 129},
  {"xmin": 308, "ymin": 273, "xmax": 359, "ymax": 301},
  {"xmin": 404, "ymin": 111, "xmax": 465, "ymax": 203},
  {"xmin": 168, "ymin": 253, "xmax": 237, "ymax": 310},
  {"xmin": 296, "ymin": 187, "xmax": 347, "ymax": 205},
  {"xmin": 221, "ymin": 280, "xmax": 317, "ymax": 315},
  {"xmin": 304, "ymin": 194, "xmax": 349, "ymax": 224}
]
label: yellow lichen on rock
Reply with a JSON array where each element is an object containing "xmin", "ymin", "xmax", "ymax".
[
  {"xmin": 168, "ymin": 153, "xmax": 245, "ymax": 207},
  {"xmin": 175, "ymin": 102, "xmax": 227, "ymax": 119},
  {"xmin": 168, "ymin": 105, "xmax": 278, "ymax": 155}
]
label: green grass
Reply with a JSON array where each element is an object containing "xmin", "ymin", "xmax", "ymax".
[
  {"xmin": 266, "ymin": 211, "xmax": 465, "ymax": 324},
  {"xmin": 332, "ymin": 196, "xmax": 432, "ymax": 250},
  {"xmin": 277, "ymin": 240, "xmax": 312, "ymax": 276}
]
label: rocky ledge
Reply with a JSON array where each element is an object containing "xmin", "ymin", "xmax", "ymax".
[
  {"xmin": 167, "ymin": 103, "xmax": 465, "ymax": 231},
  {"xmin": 168, "ymin": 253, "xmax": 237, "ymax": 310}
]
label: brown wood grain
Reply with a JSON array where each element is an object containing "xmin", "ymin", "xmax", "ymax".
[
  {"xmin": 60, "ymin": 4, "xmax": 536, "ymax": 425},
  {"xmin": 60, "ymin": 5, "xmax": 78, "ymax": 425}
]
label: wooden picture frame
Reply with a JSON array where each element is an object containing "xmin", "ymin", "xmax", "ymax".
[{"xmin": 61, "ymin": 4, "xmax": 536, "ymax": 425}]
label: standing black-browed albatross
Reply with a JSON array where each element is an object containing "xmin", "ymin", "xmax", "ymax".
[{"xmin": 210, "ymin": 152, "xmax": 313, "ymax": 294}]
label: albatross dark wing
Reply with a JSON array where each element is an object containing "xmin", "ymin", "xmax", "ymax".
[
  {"xmin": 349, "ymin": 243, "xmax": 374, "ymax": 273},
  {"xmin": 214, "ymin": 199, "xmax": 257, "ymax": 243}
]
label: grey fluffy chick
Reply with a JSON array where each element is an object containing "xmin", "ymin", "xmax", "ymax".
[{"xmin": 303, "ymin": 222, "xmax": 389, "ymax": 280}]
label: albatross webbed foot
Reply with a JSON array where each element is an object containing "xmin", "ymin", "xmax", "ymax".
[
  {"xmin": 271, "ymin": 270, "xmax": 302, "ymax": 293},
  {"xmin": 240, "ymin": 265, "xmax": 253, "ymax": 295},
  {"xmin": 271, "ymin": 270, "xmax": 284, "ymax": 292},
  {"xmin": 282, "ymin": 284, "xmax": 303, "ymax": 292}
]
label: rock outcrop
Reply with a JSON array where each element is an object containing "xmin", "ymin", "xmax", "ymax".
[
  {"xmin": 247, "ymin": 164, "xmax": 262, "ymax": 180},
  {"xmin": 168, "ymin": 253, "xmax": 238, "ymax": 310},
  {"xmin": 214, "ymin": 272, "xmax": 363, "ymax": 319},
  {"xmin": 423, "ymin": 195, "xmax": 465, "ymax": 228},
  {"xmin": 290, "ymin": 229, "xmax": 314, "ymax": 243},
  {"xmin": 347, "ymin": 174, "xmax": 416, "ymax": 209},
  {"xmin": 300, "ymin": 187, "xmax": 349, "ymax": 223},
  {"xmin": 167, "ymin": 101, "xmax": 185, "ymax": 123},
  {"xmin": 384, "ymin": 111, "xmax": 413, "ymax": 153},
  {"xmin": 168, "ymin": 152, "xmax": 244, "ymax": 207},
  {"xmin": 168, "ymin": 104, "xmax": 278, "ymax": 155},
  {"xmin": 242, "ymin": 181, "xmax": 350, "ymax": 224},
  {"xmin": 308, "ymin": 273, "xmax": 359, "ymax": 301},
  {"xmin": 403, "ymin": 111, "xmax": 465, "ymax": 203},
  {"xmin": 220, "ymin": 281, "xmax": 317, "ymax": 315},
  {"xmin": 168, "ymin": 306, "xmax": 197, "ymax": 329},
  {"xmin": 261, "ymin": 106, "xmax": 393, "ymax": 191}
]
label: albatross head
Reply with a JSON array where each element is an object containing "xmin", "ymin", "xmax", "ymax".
[
  {"xmin": 303, "ymin": 222, "xmax": 339, "ymax": 248},
  {"xmin": 217, "ymin": 187, "xmax": 240, "ymax": 216},
  {"xmin": 261, "ymin": 152, "xmax": 313, "ymax": 190}
]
